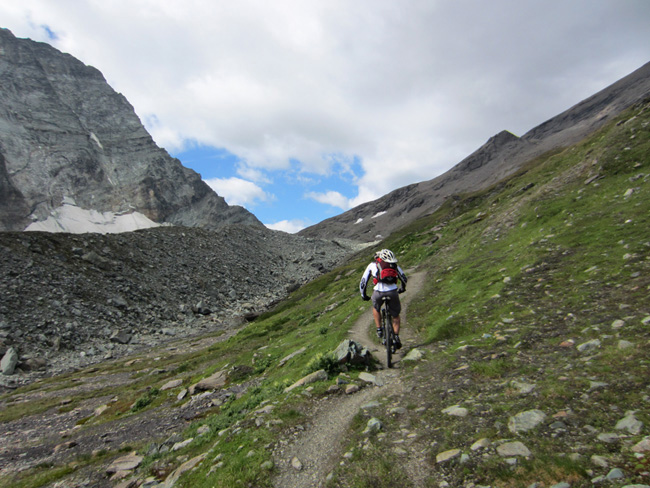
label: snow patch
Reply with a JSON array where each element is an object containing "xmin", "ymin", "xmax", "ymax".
[
  {"xmin": 354, "ymin": 218, "xmax": 364, "ymax": 224},
  {"xmin": 25, "ymin": 200, "xmax": 161, "ymax": 234},
  {"xmin": 371, "ymin": 211, "xmax": 387, "ymax": 219}
]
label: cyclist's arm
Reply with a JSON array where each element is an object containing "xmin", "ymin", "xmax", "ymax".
[
  {"xmin": 359, "ymin": 263, "xmax": 374, "ymax": 299},
  {"xmin": 397, "ymin": 265, "xmax": 408, "ymax": 291}
]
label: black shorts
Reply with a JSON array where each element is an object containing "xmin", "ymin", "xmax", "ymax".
[{"xmin": 371, "ymin": 289, "xmax": 401, "ymax": 317}]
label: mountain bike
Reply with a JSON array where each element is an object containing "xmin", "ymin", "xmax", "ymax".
[{"xmin": 380, "ymin": 296, "xmax": 397, "ymax": 368}]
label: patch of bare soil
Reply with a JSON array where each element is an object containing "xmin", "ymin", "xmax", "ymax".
[{"xmin": 271, "ymin": 270, "xmax": 427, "ymax": 488}]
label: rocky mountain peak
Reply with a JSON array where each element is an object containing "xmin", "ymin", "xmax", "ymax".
[{"xmin": 0, "ymin": 28, "xmax": 261, "ymax": 232}]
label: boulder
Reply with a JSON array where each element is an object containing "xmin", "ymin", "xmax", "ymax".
[
  {"xmin": 403, "ymin": 348, "xmax": 424, "ymax": 361},
  {"xmin": 508, "ymin": 409, "xmax": 546, "ymax": 433},
  {"xmin": 1, "ymin": 347, "xmax": 18, "ymax": 375},
  {"xmin": 110, "ymin": 330, "xmax": 132, "ymax": 345},
  {"xmin": 497, "ymin": 441, "xmax": 531, "ymax": 457},
  {"xmin": 192, "ymin": 370, "xmax": 228, "ymax": 393},
  {"xmin": 333, "ymin": 339, "xmax": 371, "ymax": 366}
]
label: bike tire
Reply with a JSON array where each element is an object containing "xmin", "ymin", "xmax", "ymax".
[{"xmin": 384, "ymin": 308, "xmax": 392, "ymax": 368}]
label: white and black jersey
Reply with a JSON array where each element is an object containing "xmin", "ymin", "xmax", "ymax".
[{"xmin": 359, "ymin": 261, "xmax": 407, "ymax": 299}]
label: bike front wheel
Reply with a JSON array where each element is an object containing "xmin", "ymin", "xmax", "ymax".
[{"xmin": 383, "ymin": 309, "xmax": 393, "ymax": 368}]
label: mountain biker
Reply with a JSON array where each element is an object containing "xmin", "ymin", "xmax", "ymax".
[{"xmin": 359, "ymin": 249, "xmax": 407, "ymax": 349}]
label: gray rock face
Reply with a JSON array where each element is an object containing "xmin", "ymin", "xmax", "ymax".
[
  {"xmin": 300, "ymin": 61, "xmax": 650, "ymax": 242},
  {"xmin": 0, "ymin": 28, "xmax": 260, "ymax": 231}
]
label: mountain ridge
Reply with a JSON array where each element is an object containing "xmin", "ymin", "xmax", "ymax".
[{"xmin": 299, "ymin": 61, "xmax": 650, "ymax": 242}]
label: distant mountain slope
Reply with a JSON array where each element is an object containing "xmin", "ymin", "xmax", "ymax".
[
  {"xmin": 299, "ymin": 61, "xmax": 650, "ymax": 242},
  {"xmin": 0, "ymin": 28, "xmax": 261, "ymax": 232}
]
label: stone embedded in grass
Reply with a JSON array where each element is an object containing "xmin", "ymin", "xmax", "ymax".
[
  {"xmin": 192, "ymin": 370, "xmax": 228, "ymax": 393},
  {"xmin": 163, "ymin": 453, "xmax": 207, "ymax": 487},
  {"xmin": 403, "ymin": 348, "xmax": 424, "ymax": 361},
  {"xmin": 577, "ymin": 339, "xmax": 601, "ymax": 353},
  {"xmin": 597, "ymin": 433, "xmax": 620, "ymax": 443},
  {"xmin": 615, "ymin": 411, "xmax": 644, "ymax": 435},
  {"xmin": 591, "ymin": 454, "xmax": 609, "ymax": 468},
  {"xmin": 611, "ymin": 319, "xmax": 625, "ymax": 329},
  {"xmin": 172, "ymin": 438, "xmax": 193, "ymax": 451},
  {"xmin": 284, "ymin": 369, "xmax": 328, "ymax": 392},
  {"xmin": 496, "ymin": 441, "xmax": 531, "ymax": 457},
  {"xmin": 94, "ymin": 404, "xmax": 109, "ymax": 417},
  {"xmin": 511, "ymin": 380, "xmax": 536, "ymax": 395},
  {"xmin": 470, "ymin": 438, "xmax": 491, "ymax": 451},
  {"xmin": 161, "ymin": 379, "xmax": 183, "ymax": 391},
  {"xmin": 632, "ymin": 437, "xmax": 650, "ymax": 453},
  {"xmin": 436, "ymin": 448, "xmax": 461, "ymax": 463},
  {"xmin": 442, "ymin": 405, "xmax": 469, "ymax": 417},
  {"xmin": 363, "ymin": 417, "xmax": 382, "ymax": 434},
  {"xmin": 508, "ymin": 409, "xmax": 546, "ymax": 433},
  {"xmin": 106, "ymin": 453, "xmax": 143, "ymax": 474}
]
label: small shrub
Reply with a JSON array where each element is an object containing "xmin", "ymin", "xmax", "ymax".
[
  {"xmin": 304, "ymin": 353, "xmax": 341, "ymax": 377},
  {"xmin": 131, "ymin": 387, "xmax": 160, "ymax": 412}
]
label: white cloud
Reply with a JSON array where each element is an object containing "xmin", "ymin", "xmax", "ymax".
[
  {"xmin": 204, "ymin": 177, "xmax": 270, "ymax": 208},
  {"xmin": 236, "ymin": 165, "xmax": 271, "ymax": 185},
  {"xmin": 265, "ymin": 219, "xmax": 308, "ymax": 234},
  {"xmin": 2, "ymin": 0, "xmax": 649, "ymax": 218},
  {"xmin": 305, "ymin": 191, "xmax": 351, "ymax": 210}
]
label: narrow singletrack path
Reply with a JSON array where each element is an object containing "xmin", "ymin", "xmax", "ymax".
[{"xmin": 272, "ymin": 270, "xmax": 426, "ymax": 488}]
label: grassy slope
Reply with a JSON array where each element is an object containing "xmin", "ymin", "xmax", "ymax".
[
  {"xmin": 331, "ymin": 100, "xmax": 650, "ymax": 487},
  {"xmin": 1, "ymin": 101, "xmax": 648, "ymax": 488}
]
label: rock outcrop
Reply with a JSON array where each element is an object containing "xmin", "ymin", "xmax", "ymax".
[{"xmin": 0, "ymin": 28, "xmax": 260, "ymax": 232}]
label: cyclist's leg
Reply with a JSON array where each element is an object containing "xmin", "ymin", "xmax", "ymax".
[
  {"xmin": 387, "ymin": 290, "xmax": 402, "ymax": 334},
  {"xmin": 371, "ymin": 291, "xmax": 383, "ymax": 335}
]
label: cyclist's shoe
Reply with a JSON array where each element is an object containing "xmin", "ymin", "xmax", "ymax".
[
  {"xmin": 393, "ymin": 334, "xmax": 402, "ymax": 350},
  {"xmin": 376, "ymin": 328, "xmax": 384, "ymax": 339}
]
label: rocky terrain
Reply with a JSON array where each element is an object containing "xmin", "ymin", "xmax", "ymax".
[
  {"xmin": 299, "ymin": 61, "xmax": 650, "ymax": 242},
  {"xmin": 0, "ymin": 225, "xmax": 363, "ymax": 388},
  {"xmin": 0, "ymin": 28, "xmax": 259, "ymax": 232}
]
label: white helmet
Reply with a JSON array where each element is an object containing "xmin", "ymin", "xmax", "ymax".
[{"xmin": 376, "ymin": 249, "xmax": 397, "ymax": 263}]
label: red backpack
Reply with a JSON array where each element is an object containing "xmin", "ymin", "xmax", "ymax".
[{"xmin": 373, "ymin": 259, "xmax": 398, "ymax": 285}]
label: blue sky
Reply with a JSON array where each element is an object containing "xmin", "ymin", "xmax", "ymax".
[
  {"xmin": 2, "ymin": 1, "xmax": 649, "ymax": 232},
  {"xmin": 171, "ymin": 144, "xmax": 364, "ymax": 231}
]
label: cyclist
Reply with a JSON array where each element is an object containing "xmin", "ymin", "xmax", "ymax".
[{"xmin": 359, "ymin": 249, "xmax": 407, "ymax": 349}]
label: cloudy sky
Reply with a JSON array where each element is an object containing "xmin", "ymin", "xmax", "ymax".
[{"xmin": 2, "ymin": 1, "xmax": 649, "ymax": 232}]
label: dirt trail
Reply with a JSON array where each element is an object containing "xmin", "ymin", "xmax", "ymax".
[{"xmin": 271, "ymin": 270, "xmax": 427, "ymax": 488}]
